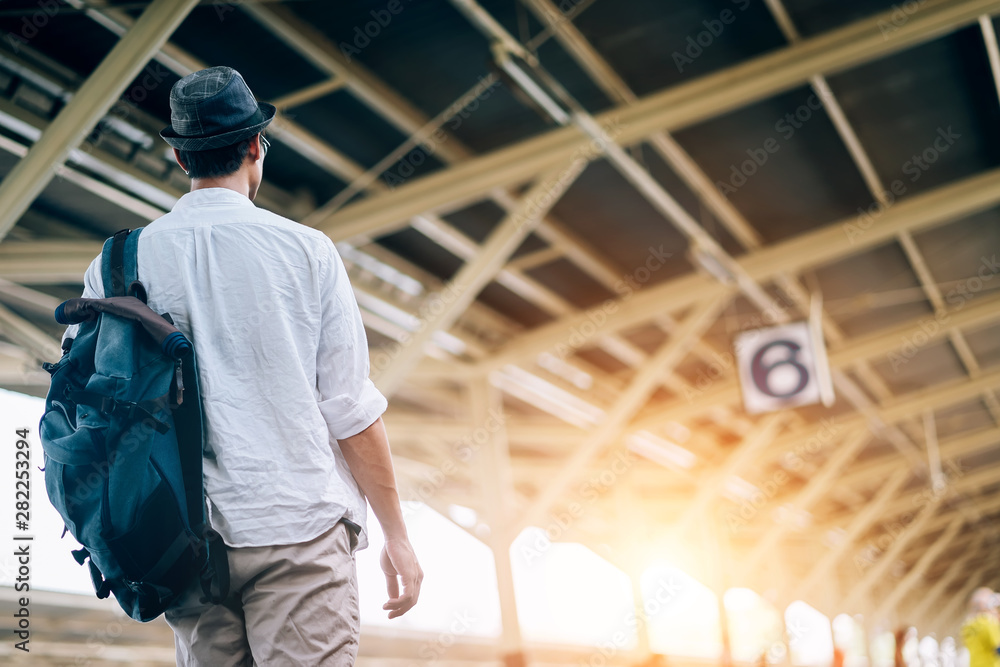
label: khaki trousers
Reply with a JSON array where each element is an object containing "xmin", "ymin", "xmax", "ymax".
[{"xmin": 165, "ymin": 521, "xmax": 360, "ymax": 666}]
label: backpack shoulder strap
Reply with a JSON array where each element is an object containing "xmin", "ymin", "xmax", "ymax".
[
  {"xmin": 123, "ymin": 228, "xmax": 143, "ymax": 293},
  {"xmin": 102, "ymin": 229, "xmax": 130, "ymax": 297},
  {"xmin": 100, "ymin": 228, "xmax": 144, "ymax": 297}
]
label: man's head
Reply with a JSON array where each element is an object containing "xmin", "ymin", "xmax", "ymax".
[
  {"xmin": 160, "ymin": 66, "xmax": 274, "ymax": 199},
  {"xmin": 969, "ymin": 587, "xmax": 999, "ymax": 613},
  {"xmin": 173, "ymin": 131, "xmax": 268, "ymax": 198}
]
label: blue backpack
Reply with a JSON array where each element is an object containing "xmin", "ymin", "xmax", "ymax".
[{"xmin": 39, "ymin": 228, "xmax": 228, "ymax": 622}]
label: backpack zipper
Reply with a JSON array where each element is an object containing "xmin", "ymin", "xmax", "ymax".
[{"xmin": 174, "ymin": 360, "xmax": 184, "ymax": 406}]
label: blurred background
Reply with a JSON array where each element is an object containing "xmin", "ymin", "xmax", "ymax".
[{"xmin": 0, "ymin": 0, "xmax": 999, "ymax": 665}]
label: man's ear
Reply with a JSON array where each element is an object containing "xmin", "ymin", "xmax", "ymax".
[
  {"xmin": 248, "ymin": 134, "xmax": 263, "ymax": 162},
  {"xmin": 172, "ymin": 148, "xmax": 189, "ymax": 174}
]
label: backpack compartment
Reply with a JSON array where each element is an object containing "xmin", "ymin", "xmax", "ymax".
[{"xmin": 104, "ymin": 476, "xmax": 196, "ymax": 581}]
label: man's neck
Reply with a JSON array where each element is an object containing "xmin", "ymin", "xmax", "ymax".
[{"xmin": 189, "ymin": 175, "xmax": 250, "ymax": 199}]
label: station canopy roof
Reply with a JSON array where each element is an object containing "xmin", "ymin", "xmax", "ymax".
[{"xmin": 0, "ymin": 0, "xmax": 998, "ymax": 628}]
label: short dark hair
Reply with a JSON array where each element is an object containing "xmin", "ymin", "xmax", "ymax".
[{"xmin": 178, "ymin": 134, "xmax": 259, "ymax": 178}]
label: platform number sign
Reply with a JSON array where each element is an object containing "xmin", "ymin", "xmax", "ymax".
[{"xmin": 734, "ymin": 321, "xmax": 834, "ymax": 415}]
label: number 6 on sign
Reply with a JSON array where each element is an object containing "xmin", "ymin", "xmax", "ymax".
[{"xmin": 734, "ymin": 321, "xmax": 834, "ymax": 414}]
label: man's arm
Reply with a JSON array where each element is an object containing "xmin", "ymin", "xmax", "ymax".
[
  {"xmin": 338, "ymin": 417, "xmax": 422, "ymax": 619},
  {"xmin": 314, "ymin": 239, "xmax": 421, "ymax": 617}
]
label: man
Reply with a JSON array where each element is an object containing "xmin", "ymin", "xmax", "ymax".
[{"xmin": 67, "ymin": 66, "xmax": 421, "ymax": 665}]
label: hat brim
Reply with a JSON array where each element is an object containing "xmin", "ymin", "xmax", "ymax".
[{"xmin": 160, "ymin": 102, "xmax": 276, "ymax": 151}]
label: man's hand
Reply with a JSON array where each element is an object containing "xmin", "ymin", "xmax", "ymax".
[
  {"xmin": 337, "ymin": 418, "xmax": 422, "ymax": 618},
  {"xmin": 380, "ymin": 538, "xmax": 422, "ymax": 618}
]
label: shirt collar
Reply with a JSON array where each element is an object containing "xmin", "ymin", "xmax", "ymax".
[{"xmin": 172, "ymin": 188, "xmax": 256, "ymax": 211}]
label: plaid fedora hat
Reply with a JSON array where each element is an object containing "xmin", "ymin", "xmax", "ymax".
[{"xmin": 160, "ymin": 66, "xmax": 275, "ymax": 151}]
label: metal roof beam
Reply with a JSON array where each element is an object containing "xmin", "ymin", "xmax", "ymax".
[
  {"xmin": 67, "ymin": 0, "xmax": 367, "ymax": 185},
  {"xmin": 0, "ymin": 0, "xmax": 198, "ymax": 244},
  {"xmin": 816, "ymin": 471, "xmax": 1000, "ymax": 550},
  {"xmin": 240, "ymin": 1, "xmax": 629, "ymax": 306},
  {"xmin": 871, "ymin": 515, "xmax": 965, "ymax": 622},
  {"xmin": 897, "ymin": 224, "xmax": 1000, "ymax": 426},
  {"xmin": 374, "ymin": 161, "xmax": 587, "ymax": 396},
  {"xmin": 270, "ymin": 78, "xmax": 346, "ymax": 111},
  {"xmin": 522, "ymin": 0, "xmax": 908, "ymax": 471},
  {"xmin": 672, "ymin": 412, "xmax": 788, "ymax": 537},
  {"xmin": 922, "ymin": 493, "xmax": 1000, "ymax": 539},
  {"xmin": 759, "ymin": 0, "xmax": 936, "ymax": 469},
  {"xmin": 796, "ymin": 467, "xmax": 911, "ymax": 601},
  {"xmin": 736, "ymin": 375, "xmax": 1000, "ymax": 534},
  {"xmin": 507, "ymin": 294, "xmax": 733, "ymax": 539},
  {"xmin": 981, "ymin": 15, "xmax": 1000, "ymax": 111},
  {"xmin": 403, "ymin": 200, "xmax": 719, "ymax": 382},
  {"xmin": 0, "ymin": 279, "xmax": 61, "ymax": 322},
  {"xmin": 0, "ymin": 302, "xmax": 61, "ymax": 363},
  {"xmin": 876, "ymin": 465, "xmax": 1000, "ymax": 520},
  {"xmin": 630, "ymin": 289, "xmax": 1000, "ymax": 432},
  {"xmin": 839, "ymin": 494, "xmax": 943, "ymax": 613},
  {"xmin": 240, "ymin": 1, "xmax": 472, "ymax": 164},
  {"xmin": 740, "ymin": 429, "xmax": 872, "ymax": 578},
  {"xmin": 838, "ymin": 425, "xmax": 1000, "ymax": 491},
  {"xmin": 319, "ymin": 0, "xmax": 1000, "ymax": 238},
  {"xmin": 908, "ymin": 536, "xmax": 988, "ymax": 626},
  {"xmin": 521, "ymin": 0, "xmax": 763, "ymax": 251},
  {"xmin": 480, "ymin": 166, "xmax": 1000, "ymax": 372},
  {"xmin": 926, "ymin": 563, "xmax": 1000, "ymax": 635}
]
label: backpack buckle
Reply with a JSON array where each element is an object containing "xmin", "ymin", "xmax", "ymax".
[
  {"xmin": 98, "ymin": 397, "xmax": 139, "ymax": 421},
  {"xmin": 99, "ymin": 396, "xmax": 117, "ymax": 417},
  {"xmin": 121, "ymin": 402, "xmax": 139, "ymax": 421}
]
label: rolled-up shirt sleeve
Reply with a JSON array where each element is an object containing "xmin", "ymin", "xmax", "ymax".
[{"xmin": 315, "ymin": 239, "xmax": 387, "ymax": 440}]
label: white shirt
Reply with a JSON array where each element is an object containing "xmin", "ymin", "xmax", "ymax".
[{"xmin": 68, "ymin": 188, "xmax": 386, "ymax": 549}]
